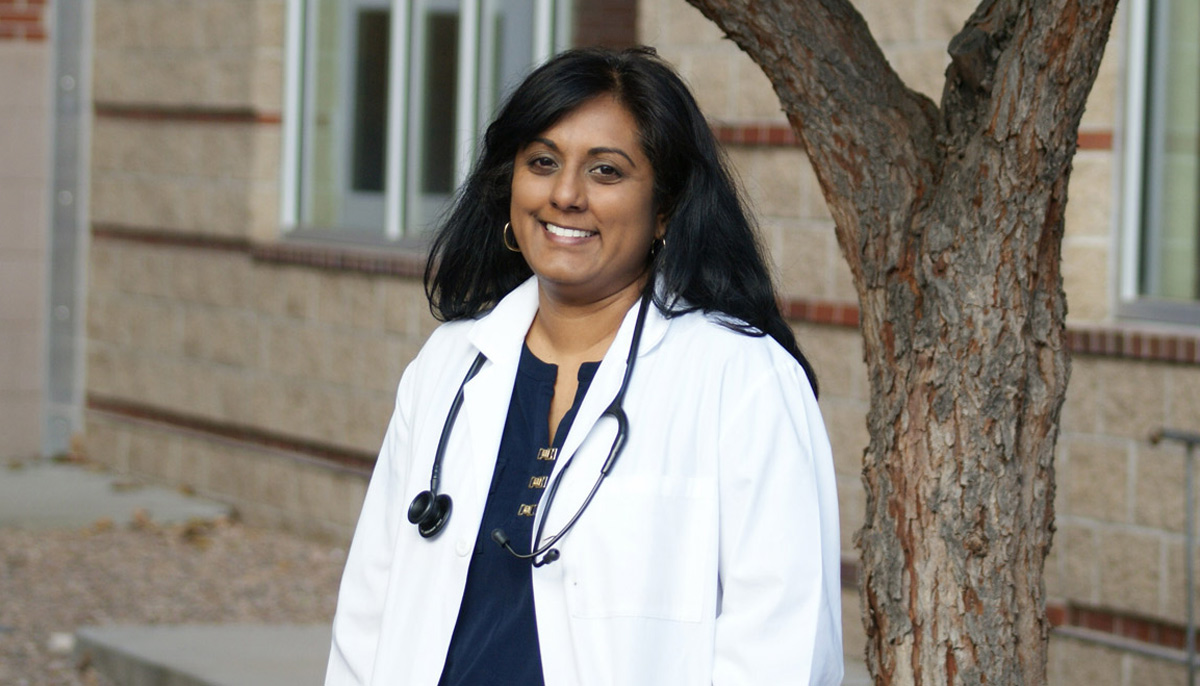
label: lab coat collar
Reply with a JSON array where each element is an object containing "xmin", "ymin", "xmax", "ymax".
[{"xmin": 462, "ymin": 276, "xmax": 671, "ymax": 530}]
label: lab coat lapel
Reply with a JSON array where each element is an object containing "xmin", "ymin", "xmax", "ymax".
[
  {"xmin": 540, "ymin": 294, "xmax": 670, "ymax": 530},
  {"xmin": 462, "ymin": 279, "xmax": 540, "ymax": 503}
]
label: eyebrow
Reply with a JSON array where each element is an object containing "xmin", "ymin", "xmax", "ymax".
[{"xmin": 531, "ymin": 137, "xmax": 638, "ymax": 168}]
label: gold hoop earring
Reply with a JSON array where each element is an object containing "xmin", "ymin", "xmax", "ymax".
[{"xmin": 502, "ymin": 222, "xmax": 521, "ymax": 253}]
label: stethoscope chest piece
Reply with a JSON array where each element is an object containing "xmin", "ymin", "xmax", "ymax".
[{"xmin": 408, "ymin": 490, "xmax": 452, "ymax": 538}]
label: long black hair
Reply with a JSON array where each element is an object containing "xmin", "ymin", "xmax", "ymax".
[{"xmin": 424, "ymin": 46, "xmax": 817, "ymax": 395}]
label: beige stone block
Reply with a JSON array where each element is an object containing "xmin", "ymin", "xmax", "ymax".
[
  {"xmin": 1060, "ymin": 360, "xmax": 1100, "ymax": 434},
  {"xmin": 1127, "ymin": 655, "xmax": 1187, "ymax": 686},
  {"xmin": 333, "ymin": 470, "xmax": 370, "ymax": 529},
  {"xmin": 316, "ymin": 272, "xmax": 384, "ymax": 329},
  {"xmin": 656, "ymin": 0, "xmax": 727, "ymax": 48},
  {"xmin": 1054, "ymin": 523, "xmax": 1098, "ymax": 604},
  {"xmin": 674, "ymin": 47, "xmax": 735, "ymax": 122},
  {"xmin": 257, "ymin": 453, "xmax": 301, "ymax": 513},
  {"xmin": 340, "ymin": 389, "xmax": 394, "ymax": 455},
  {"xmin": 126, "ymin": 424, "xmax": 176, "ymax": 477},
  {"xmin": 1080, "ymin": 34, "xmax": 1121, "ymax": 130},
  {"xmin": 1163, "ymin": 540, "xmax": 1200, "ymax": 626},
  {"xmin": 1064, "ymin": 152, "xmax": 1114, "ymax": 240},
  {"xmin": 250, "ymin": 50, "xmax": 286, "ymax": 113},
  {"xmin": 821, "ymin": 398, "xmax": 870, "ymax": 478},
  {"xmin": 297, "ymin": 461, "xmax": 338, "ymax": 524},
  {"xmin": 1091, "ymin": 358, "xmax": 1168, "ymax": 441},
  {"xmin": 795, "ymin": 325, "xmax": 869, "ymax": 403},
  {"xmin": 1045, "ymin": 635, "xmax": 1125, "ymax": 686},
  {"xmin": 1133, "ymin": 442, "xmax": 1187, "ymax": 532},
  {"xmin": 207, "ymin": 54, "xmax": 257, "ymax": 110},
  {"xmin": 252, "ymin": 264, "xmax": 319, "ymax": 320},
  {"xmin": 775, "ymin": 222, "xmax": 841, "ymax": 300},
  {"xmin": 142, "ymin": 0, "xmax": 206, "ymax": 51},
  {"xmin": 181, "ymin": 307, "xmax": 262, "ymax": 367},
  {"xmin": 1167, "ymin": 366, "xmax": 1200, "ymax": 433},
  {"xmin": 86, "ymin": 342, "xmax": 120, "ymax": 398},
  {"xmin": 920, "ymin": 0, "xmax": 981, "ymax": 43},
  {"xmin": 837, "ymin": 478, "xmax": 865, "ymax": 558},
  {"xmin": 317, "ymin": 328, "xmax": 367, "ymax": 387},
  {"xmin": 84, "ymin": 414, "xmax": 131, "ymax": 472},
  {"xmin": 857, "ymin": 0, "xmax": 920, "ymax": 44},
  {"xmin": 206, "ymin": 442, "xmax": 265, "ymax": 503},
  {"xmin": 827, "ymin": 246, "xmax": 858, "ymax": 303},
  {"xmin": 885, "ymin": 47, "xmax": 948, "ymax": 103},
  {"xmin": 199, "ymin": 0, "xmax": 258, "ymax": 50},
  {"xmin": 756, "ymin": 148, "xmax": 810, "ymax": 220},
  {"xmin": 262, "ymin": 321, "xmax": 320, "ymax": 380},
  {"xmin": 92, "ymin": 1, "xmax": 132, "ymax": 51},
  {"xmin": 841, "ymin": 587, "xmax": 866, "ymax": 661},
  {"xmin": 379, "ymin": 278, "xmax": 424, "ymax": 335},
  {"xmin": 256, "ymin": 0, "xmax": 288, "ymax": 50},
  {"xmin": 118, "ymin": 296, "xmax": 183, "ymax": 354},
  {"xmin": 1062, "ymin": 240, "xmax": 1110, "ymax": 324},
  {"xmin": 247, "ymin": 180, "xmax": 282, "ymax": 241},
  {"xmin": 733, "ymin": 58, "xmax": 786, "ymax": 122},
  {"xmin": 1062, "ymin": 437, "xmax": 1129, "ymax": 522},
  {"xmin": 193, "ymin": 124, "xmax": 258, "ymax": 180},
  {"xmin": 88, "ymin": 242, "xmax": 121, "ymax": 296},
  {"xmin": 1097, "ymin": 528, "xmax": 1161, "ymax": 615},
  {"xmin": 356, "ymin": 335, "xmax": 406, "ymax": 394},
  {"xmin": 173, "ymin": 252, "xmax": 250, "ymax": 309}
]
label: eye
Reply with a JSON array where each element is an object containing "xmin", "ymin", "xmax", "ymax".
[
  {"xmin": 526, "ymin": 154, "xmax": 558, "ymax": 173},
  {"xmin": 590, "ymin": 163, "xmax": 623, "ymax": 180}
]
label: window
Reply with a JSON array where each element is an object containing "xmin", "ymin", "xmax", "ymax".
[
  {"xmin": 1121, "ymin": 0, "xmax": 1200, "ymax": 322},
  {"xmin": 281, "ymin": 0, "xmax": 573, "ymax": 242}
]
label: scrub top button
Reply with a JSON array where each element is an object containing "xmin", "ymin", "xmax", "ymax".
[{"xmin": 455, "ymin": 538, "xmax": 471, "ymax": 556}]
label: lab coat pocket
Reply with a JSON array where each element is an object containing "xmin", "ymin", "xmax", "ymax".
[{"xmin": 565, "ymin": 474, "xmax": 716, "ymax": 623}]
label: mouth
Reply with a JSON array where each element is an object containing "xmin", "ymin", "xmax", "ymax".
[{"xmin": 543, "ymin": 222, "xmax": 597, "ymax": 239}]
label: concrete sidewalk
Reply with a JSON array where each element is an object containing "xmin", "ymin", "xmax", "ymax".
[{"xmin": 4, "ymin": 459, "xmax": 870, "ymax": 685}]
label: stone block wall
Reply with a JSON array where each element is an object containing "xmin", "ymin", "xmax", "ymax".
[
  {"xmin": 0, "ymin": 0, "xmax": 50, "ymax": 459},
  {"xmin": 84, "ymin": 0, "xmax": 440, "ymax": 539}
]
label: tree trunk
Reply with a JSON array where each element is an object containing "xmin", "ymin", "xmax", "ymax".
[{"xmin": 684, "ymin": 1, "xmax": 1118, "ymax": 683}]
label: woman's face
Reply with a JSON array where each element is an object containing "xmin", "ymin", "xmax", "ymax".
[{"xmin": 509, "ymin": 95, "xmax": 663, "ymax": 306}]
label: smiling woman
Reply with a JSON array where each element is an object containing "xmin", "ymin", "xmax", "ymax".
[{"xmin": 325, "ymin": 47, "xmax": 842, "ymax": 686}]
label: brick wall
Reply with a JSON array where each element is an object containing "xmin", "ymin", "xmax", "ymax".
[{"xmin": 0, "ymin": 0, "xmax": 48, "ymax": 41}]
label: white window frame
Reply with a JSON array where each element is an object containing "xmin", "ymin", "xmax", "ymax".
[
  {"xmin": 280, "ymin": 0, "xmax": 573, "ymax": 244},
  {"xmin": 1118, "ymin": 0, "xmax": 1200, "ymax": 324}
]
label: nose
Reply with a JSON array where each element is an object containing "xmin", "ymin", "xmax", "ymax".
[{"xmin": 549, "ymin": 170, "xmax": 586, "ymax": 212}]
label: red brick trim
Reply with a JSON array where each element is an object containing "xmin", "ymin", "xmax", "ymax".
[
  {"xmin": 713, "ymin": 122, "xmax": 1114, "ymax": 151},
  {"xmin": 91, "ymin": 227, "xmax": 1200, "ymax": 366},
  {"xmin": 782, "ymin": 296, "xmax": 1200, "ymax": 365},
  {"xmin": 92, "ymin": 224, "xmax": 251, "ymax": 252},
  {"xmin": 94, "ymin": 103, "xmax": 282, "ymax": 126},
  {"xmin": 91, "ymin": 224, "xmax": 426, "ymax": 279},
  {"xmin": 0, "ymin": 0, "xmax": 48, "ymax": 41},
  {"xmin": 1066, "ymin": 325, "xmax": 1200, "ymax": 364},
  {"xmin": 1047, "ymin": 600, "xmax": 1197, "ymax": 653},
  {"xmin": 252, "ymin": 241, "xmax": 426, "ymax": 279},
  {"xmin": 87, "ymin": 395, "xmax": 376, "ymax": 476}
]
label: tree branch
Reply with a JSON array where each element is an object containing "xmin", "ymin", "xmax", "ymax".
[{"xmin": 685, "ymin": 0, "xmax": 943, "ymax": 288}]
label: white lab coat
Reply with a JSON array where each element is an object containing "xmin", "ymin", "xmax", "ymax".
[{"xmin": 325, "ymin": 277, "xmax": 843, "ymax": 685}]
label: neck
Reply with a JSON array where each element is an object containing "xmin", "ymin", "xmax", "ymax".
[{"xmin": 526, "ymin": 279, "xmax": 646, "ymax": 364}]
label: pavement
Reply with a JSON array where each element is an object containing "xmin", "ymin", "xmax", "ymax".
[{"xmin": 3, "ymin": 458, "xmax": 870, "ymax": 685}]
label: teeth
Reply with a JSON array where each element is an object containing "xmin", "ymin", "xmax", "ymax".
[{"xmin": 545, "ymin": 223, "xmax": 593, "ymax": 239}]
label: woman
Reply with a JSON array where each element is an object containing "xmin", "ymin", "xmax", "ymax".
[{"xmin": 326, "ymin": 47, "xmax": 842, "ymax": 685}]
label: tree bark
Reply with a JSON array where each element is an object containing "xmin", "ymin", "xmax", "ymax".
[{"xmin": 684, "ymin": 1, "xmax": 1118, "ymax": 683}]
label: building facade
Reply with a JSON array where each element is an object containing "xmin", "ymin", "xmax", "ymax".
[{"xmin": 34, "ymin": 0, "xmax": 1200, "ymax": 683}]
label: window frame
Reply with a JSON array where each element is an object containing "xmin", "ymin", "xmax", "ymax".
[
  {"xmin": 279, "ymin": 0, "xmax": 572, "ymax": 246},
  {"xmin": 1118, "ymin": 0, "xmax": 1200, "ymax": 325}
]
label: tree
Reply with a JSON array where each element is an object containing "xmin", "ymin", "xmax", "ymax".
[{"xmin": 684, "ymin": 0, "xmax": 1118, "ymax": 683}]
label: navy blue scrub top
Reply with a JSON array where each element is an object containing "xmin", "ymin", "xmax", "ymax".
[{"xmin": 438, "ymin": 343, "xmax": 600, "ymax": 686}]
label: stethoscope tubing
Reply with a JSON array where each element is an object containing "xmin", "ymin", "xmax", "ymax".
[{"xmin": 420, "ymin": 288, "xmax": 653, "ymax": 565}]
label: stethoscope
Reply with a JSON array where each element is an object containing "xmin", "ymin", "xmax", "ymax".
[{"xmin": 408, "ymin": 291, "xmax": 652, "ymax": 567}]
